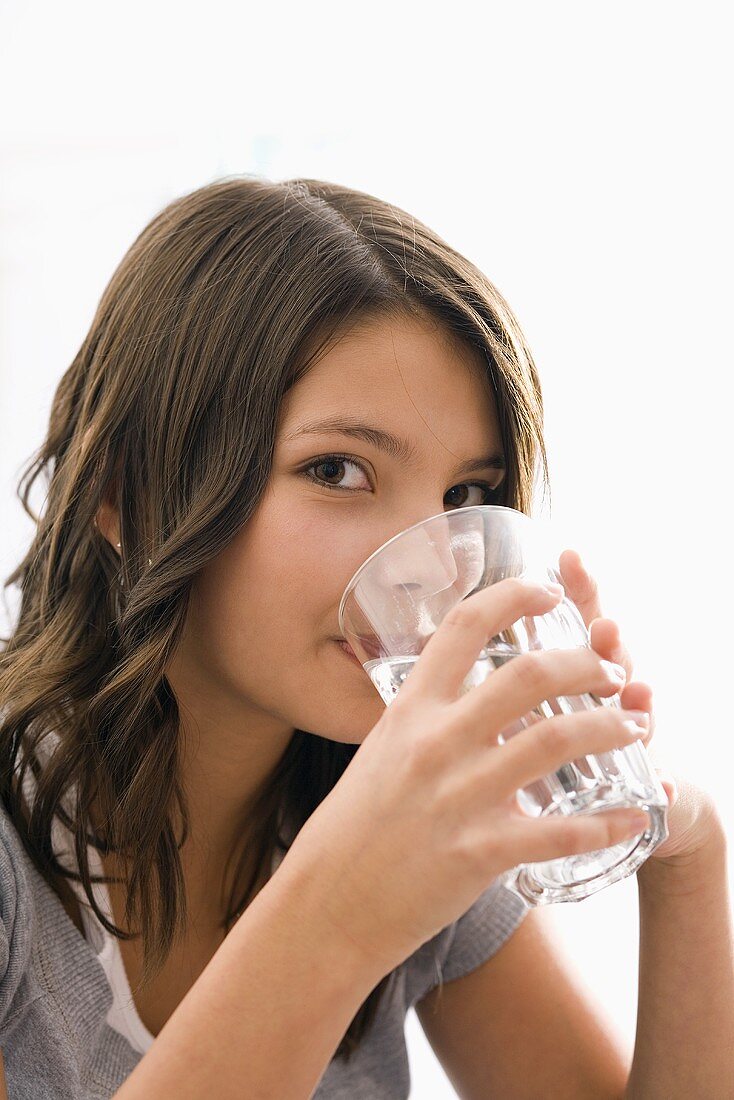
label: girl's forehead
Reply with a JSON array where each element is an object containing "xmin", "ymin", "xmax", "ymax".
[{"xmin": 284, "ymin": 321, "xmax": 487, "ymax": 408}]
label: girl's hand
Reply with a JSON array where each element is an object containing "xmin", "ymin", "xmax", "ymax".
[
  {"xmin": 295, "ymin": 578, "xmax": 655, "ymax": 976},
  {"xmin": 558, "ymin": 548, "xmax": 722, "ymax": 867}
]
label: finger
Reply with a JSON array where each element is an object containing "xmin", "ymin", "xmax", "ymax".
[
  {"xmin": 452, "ymin": 643, "xmax": 627, "ymax": 740},
  {"xmin": 656, "ymin": 771, "xmax": 678, "ymax": 807},
  {"xmin": 589, "ymin": 618, "xmax": 634, "ymax": 682},
  {"xmin": 402, "ymin": 577, "xmax": 565, "ymax": 702},
  {"xmin": 496, "ymin": 805, "xmax": 649, "ymax": 870},
  {"xmin": 558, "ymin": 549, "xmax": 603, "ymax": 627},
  {"xmin": 487, "ymin": 704, "xmax": 649, "ymax": 798},
  {"xmin": 618, "ymin": 681, "xmax": 655, "ymax": 742}
]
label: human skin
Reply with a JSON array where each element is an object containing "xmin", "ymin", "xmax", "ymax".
[{"xmin": 97, "ymin": 309, "xmax": 508, "ymax": 914}]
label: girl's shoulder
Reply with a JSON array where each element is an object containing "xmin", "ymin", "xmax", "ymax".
[{"xmin": 0, "ymin": 795, "xmax": 36, "ymax": 1037}]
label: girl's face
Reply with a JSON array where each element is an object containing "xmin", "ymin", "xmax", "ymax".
[{"xmin": 171, "ymin": 311, "xmax": 506, "ymax": 746}]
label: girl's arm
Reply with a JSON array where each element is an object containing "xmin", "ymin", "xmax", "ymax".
[
  {"xmin": 414, "ymin": 827, "xmax": 732, "ymax": 1100},
  {"xmin": 113, "ymin": 845, "xmax": 388, "ymax": 1100},
  {"xmin": 416, "ymin": 903, "xmax": 632, "ymax": 1098},
  {"xmin": 625, "ymin": 826, "xmax": 734, "ymax": 1099}
]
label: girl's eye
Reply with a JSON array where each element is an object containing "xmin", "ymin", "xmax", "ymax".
[
  {"xmin": 303, "ymin": 454, "xmax": 371, "ymax": 492},
  {"xmin": 301, "ymin": 453, "xmax": 504, "ymax": 508}
]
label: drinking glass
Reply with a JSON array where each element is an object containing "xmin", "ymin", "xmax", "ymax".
[{"xmin": 338, "ymin": 505, "xmax": 668, "ymax": 906}]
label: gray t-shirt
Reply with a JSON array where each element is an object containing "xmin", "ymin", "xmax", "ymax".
[{"xmin": 0, "ymin": 796, "xmax": 528, "ymax": 1099}]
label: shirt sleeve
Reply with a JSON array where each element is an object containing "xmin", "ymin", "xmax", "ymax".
[
  {"xmin": 436, "ymin": 878, "xmax": 529, "ymax": 986},
  {"xmin": 402, "ymin": 877, "xmax": 529, "ymax": 1007}
]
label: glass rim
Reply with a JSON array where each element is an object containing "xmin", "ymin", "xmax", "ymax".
[{"xmin": 337, "ymin": 504, "xmax": 532, "ymax": 630}]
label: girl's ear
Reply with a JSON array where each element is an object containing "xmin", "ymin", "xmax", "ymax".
[
  {"xmin": 93, "ymin": 499, "xmax": 121, "ymax": 553},
  {"xmin": 83, "ymin": 423, "xmax": 124, "ymax": 551}
]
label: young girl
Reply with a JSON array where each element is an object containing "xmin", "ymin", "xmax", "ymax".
[{"xmin": 0, "ymin": 176, "xmax": 728, "ymax": 1099}]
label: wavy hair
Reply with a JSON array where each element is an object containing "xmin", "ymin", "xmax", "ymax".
[{"xmin": 0, "ymin": 174, "xmax": 549, "ymax": 1060}]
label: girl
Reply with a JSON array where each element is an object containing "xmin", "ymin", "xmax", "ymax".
[{"xmin": 0, "ymin": 176, "xmax": 728, "ymax": 1099}]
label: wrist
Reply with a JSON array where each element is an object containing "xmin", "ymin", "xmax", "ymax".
[
  {"xmin": 637, "ymin": 822, "xmax": 728, "ymax": 899},
  {"xmin": 270, "ymin": 834, "xmax": 396, "ymax": 994}
]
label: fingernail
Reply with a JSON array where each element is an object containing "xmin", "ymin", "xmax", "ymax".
[
  {"xmin": 627, "ymin": 710, "xmax": 650, "ymax": 728},
  {"xmin": 600, "ymin": 659, "xmax": 627, "ymax": 684},
  {"xmin": 657, "ymin": 771, "xmax": 677, "ymax": 803},
  {"xmin": 543, "ymin": 583, "xmax": 565, "ymax": 596}
]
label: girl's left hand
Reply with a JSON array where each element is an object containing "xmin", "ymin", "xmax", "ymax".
[{"xmin": 557, "ymin": 549, "xmax": 722, "ymax": 867}]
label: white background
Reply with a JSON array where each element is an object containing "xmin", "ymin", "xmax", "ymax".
[{"xmin": 1, "ymin": 2, "xmax": 732, "ymax": 1095}]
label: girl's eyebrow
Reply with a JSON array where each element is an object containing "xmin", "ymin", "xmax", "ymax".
[{"xmin": 283, "ymin": 416, "xmax": 506, "ymax": 477}]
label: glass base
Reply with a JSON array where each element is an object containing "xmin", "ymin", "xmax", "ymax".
[{"xmin": 498, "ymin": 802, "xmax": 669, "ymax": 906}]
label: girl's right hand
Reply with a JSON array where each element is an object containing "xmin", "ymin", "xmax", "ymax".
[{"xmin": 291, "ymin": 577, "xmax": 650, "ymax": 976}]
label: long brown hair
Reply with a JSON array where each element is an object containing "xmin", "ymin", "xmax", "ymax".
[{"xmin": 0, "ymin": 175, "xmax": 549, "ymax": 1060}]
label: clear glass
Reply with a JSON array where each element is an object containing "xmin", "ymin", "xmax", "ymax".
[{"xmin": 338, "ymin": 505, "xmax": 668, "ymax": 906}]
